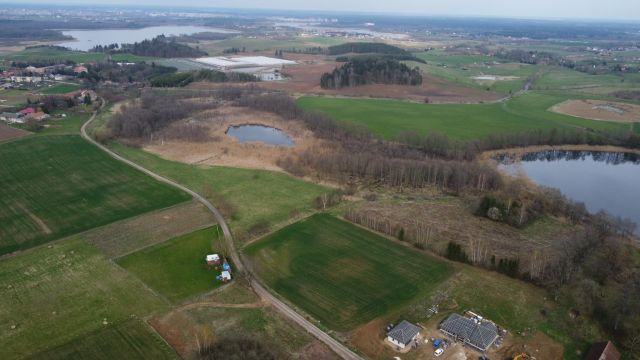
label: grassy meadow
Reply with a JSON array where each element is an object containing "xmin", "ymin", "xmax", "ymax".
[
  {"xmin": 29, "ymin": 319, "xmax": 177, "ymax": 360},
  {"xmin": 297, "ymin": 92, "xmax": 628, "ymax": 140},
  {"xmin": 1, "ymin": 47, "xmax": 157, "ymax": 64},
  {"xmin": 40, "ymin": 83, "xmax": 80, "ymax": 94},
  {"xmin": 108, "ymin": 143, "xmax": 329, "ymax": 238},
  {"xmin": 245, "ymin": 214, "xmax": 454, "ymax": 331},
  {"xmin": 0, "ymin": 239, "xmax": 169, "ymax": 359},
  {"xmin": 117, "ymin": 227, "xmax": 225, "ymax": 303},
  {"xmin": 0, "ymin": 135, "xmax": 190, "ymax": 254}
]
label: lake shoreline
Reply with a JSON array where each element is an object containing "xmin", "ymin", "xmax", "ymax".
[{"xmin": 480, "ymin": 144, "xmax": 640, "ymax": 162}]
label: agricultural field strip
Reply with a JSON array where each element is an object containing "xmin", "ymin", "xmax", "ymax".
[{"xmin": 80, "ymin": 106, "xmax": 364, "ymax": 360}]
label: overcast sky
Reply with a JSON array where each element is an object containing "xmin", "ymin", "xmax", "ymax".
[{"xmin": 17, "ymin": 1, "xmax": 640, "ymax": 21}]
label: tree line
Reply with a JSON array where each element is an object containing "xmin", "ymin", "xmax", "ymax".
[
  {"xmin": 320, "ymin": 58, "xmax": 422, "ymax": 89},
  {"xmin": 150, "ymin": 69, "xmax": 257, "ymax": 88},
  {"xmin": 90, "ymin": 35, "xmax": 208, "ymax": 58}
]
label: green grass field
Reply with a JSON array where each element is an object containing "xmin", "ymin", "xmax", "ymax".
[
  {"xmin": 245, "ymin": 214, "xmax": 454, "ymax": 331},
  {"xmin": 29, "ymin": 319, "xmax": 177, "ymax": 360},
  {"xmin": 117, "ymin": 227, "xmax": 225, "ymax": 303},
  {"xmin": 4, "ymin": 47, "xmax": 106, "ymax": 63},
  {"xmin": 297, "ymin": 92, "xmax": 628, "ymax": 140},
  {"xmin": 40, "ymin": 84, "xmax": 80, "ymax": 94},
  {"xmin": 0, "ymin": 239, "xmax": 169, "ymax": 359},
  {"xmin": 108, "ymin": 143, "xmax": 329, "ymax": 238},
  {"xmin": 0, "ymin": 135, "xmax": 190, "ymax": 254}
]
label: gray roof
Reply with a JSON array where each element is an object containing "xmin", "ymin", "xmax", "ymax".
[
  {"xmin": 387, "ymin": 320, "xmax": 421, "ymax": 345},
  {"xmin": 439, "ymin": 314, "xmax": 499, "ymax": 351}
]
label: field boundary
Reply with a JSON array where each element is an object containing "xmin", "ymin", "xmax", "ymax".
[{"xmin": 81, "ymin": 101, "xmax": 364, "ymax": 360}]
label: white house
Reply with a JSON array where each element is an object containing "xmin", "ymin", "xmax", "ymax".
[
  {"xmin": 206, "ymin": 254, "xmax": 220, "ymax": 265},
  {"xmin": 220, "ymin": 271, "xmax": 231, "ymax": 281}
]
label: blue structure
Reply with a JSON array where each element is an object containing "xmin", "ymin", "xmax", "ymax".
[
  {"xmin": 433, "ymin": 339, "xmax": 441, "ymax": 348},
  {"xmin": 222, "ymin": 260, "xmax": 231, "ymax": 271}
]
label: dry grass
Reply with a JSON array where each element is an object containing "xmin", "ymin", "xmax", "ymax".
[
  {"xmin": 85, "ymin": 200, "xmax": 215, "ymax": 259},
  {"xmin": 550, "ymin": 99, "xmax": 640, "ymax": 123},
  {"xmin": 143, "ymin": 105, "xmax": 322, "ymax": 172},
  {"xmin": 187, "ymin": 53, "xmax": 502, "ymax": 104},
  {"xmin": 345, "ymin": 193, "xmax": 581, "ymax": 264}
]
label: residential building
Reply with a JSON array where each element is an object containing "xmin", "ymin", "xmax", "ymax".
[
  {"xmin": 386, "ymin": 320, "xmax": 421, "ymax": 349},
  {"xmin": 439, "ymin": 313, "xmax": 499, "ymax": 352}
]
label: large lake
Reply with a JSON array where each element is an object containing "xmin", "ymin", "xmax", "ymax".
[
  {"xmin": 59, "ymin": 26, "xmax": 236, "ymax": 51},
  {"xmin": 498, "ymin": 150, "xmax": 640, "ymax": 231}
]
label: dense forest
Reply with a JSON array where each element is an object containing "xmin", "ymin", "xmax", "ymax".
[
  {"xmin": 90, "ymin": 35, "xmax": 208, "ymax": 58},
  {"xmin": 327, "ymin": 42, "xmax": 411, "ymax": 55},
  {"xmin": 80, "ymin": 62, "xmax": 177, "ymax": 84},
  {"xmin": 320, "ymin": 58, "xmax": 422, "ymax": 89}
]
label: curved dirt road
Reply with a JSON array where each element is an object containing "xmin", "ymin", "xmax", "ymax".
[{"xmin": 81, "ymin": 106, "xmax": 363, "ymax": 360}]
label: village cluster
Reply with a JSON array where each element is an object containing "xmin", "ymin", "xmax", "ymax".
[
  {"xmin": 0, "ymin": 63, "xmax": 87, "ymax": 87},
  {"xmin": 0, "ymin": 89, "xmax": 96, "ymax": 124},
  {"xmin": 385, "ymin": 311, "xmax": 502, "ymax": 358}
]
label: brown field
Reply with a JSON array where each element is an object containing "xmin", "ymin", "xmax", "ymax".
[
  {"xmin": 550, "ymin": 99, "xmax": 640, "ymax": 123},
  {"xmin": 85, "ymin": 200, "xmax": 215, "ymax": 258},
  {"xmin": 0, "ymin": 123, "xmax": 29, "ymax": 142},
  {"xmin": 345, "ymin": 193, "xmax": 581, "ymax": 268},
  {"xmin": 144, "ymin": 105, "xmax": 322, "ymax": 171},
  {"xmin": 188, "ymin": 53, "xmax": 502, "ymax": 104}
]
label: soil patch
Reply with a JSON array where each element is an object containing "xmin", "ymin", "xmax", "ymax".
[
  {"xmin": 144, "ymin": 105, "xmax": 322, "ymax": 171},
  {"xmin": 551, "ymin": 99, "xmax": 640, "ymax": 123},
  {"xmin": 298, "ymin": 340, "xmax": 340, "ymax": 360},
  {"xmin": 187, "ymin": 53, "xmax": 502, "ymax": 104},
  {"xmin": 86, "ymin": 201, "xmax": 215, "ymax": 258},
  {"xmin": 0, "ymin": 123, "xmax": 29, "ymax": 142}
]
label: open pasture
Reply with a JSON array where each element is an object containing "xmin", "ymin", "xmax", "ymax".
[
  {"xmin": 297, "ymin": 92, "xmax": 628, "ymax": 140},
  {"xmin": 3, "ymin": 47, "xmax": 105, "ymax": 63},
  {"xmin": 109, "ymin": 143, "xmax": 329, "ymax": 239},
  {"xmin": 40, "ymin": 83, "xmax": 80, "ymax": 94},
  {"xmin": 0, "ymin": 135, "xmax": 190, "ymax": 254},
  {"xmin": 29, "ymin": 319, "xmax": 177, "ymax": 360},
  {"xmin": 245, "ymin": 213, "xmax": 454, "ymax": 331},
  {"xmin": 117, "ymin": 227, "xmax": 225, "ymax": 303},
  {"xmin": 0, "ymin": 239, "xmax": 169, "ymax": 359}
]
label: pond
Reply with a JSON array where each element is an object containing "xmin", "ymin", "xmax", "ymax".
[
  {"xmin": 498, "ymin": 150, "xmax": 640, "ymax": 232},
  {"xmin": 59, "ymin": 25, "xmax": 236, "ymax": 51},
  {"xmin": 226, "ymin": 125, "xmax": 295, "ymax": 147}
]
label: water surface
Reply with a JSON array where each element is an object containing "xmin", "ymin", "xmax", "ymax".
[
  {"xmin": 60, "ymin": 26, "xmax": 235, "ymax": 51},
  {"xmin": 226, "ymin": 125, "xmax": 295, "ymax": 147},
  {"xmin": 498, "ymin": 150, "xmax": 640, "ymax": 231}
]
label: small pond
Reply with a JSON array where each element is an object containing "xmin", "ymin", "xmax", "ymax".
[
  {"xmin": 226, "ymin": 125, "xmax": 295, "ymax": 147},
  {"xmin": 498, "ymin": 150, "xmax": 640, "ymax": 233}
]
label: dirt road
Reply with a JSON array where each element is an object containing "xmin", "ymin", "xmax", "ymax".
[{"xmin": 80, "ymin": 103, "xmax": 363, "ymax": 360}]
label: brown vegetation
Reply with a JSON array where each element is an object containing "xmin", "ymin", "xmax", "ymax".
[
  {"xmin": 187, "ymin": 54, "xmax": 501, "ymax": 103},
  {"xmin": 143, "ymin": 105, "xmax": 322, "ymax": 171},
  {"xmin": 86, "ymin": 201, "xmax": 215, "ymax": 258},
  {"xmin": 550, "ymin": 99, "xmax": 640, "ymax": 123},
  {"xmin": 0, "ymin": 123, "xmax": 29, "ymax": 142}
]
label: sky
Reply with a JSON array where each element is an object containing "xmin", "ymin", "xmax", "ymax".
[{"xmin": 13, "ymin": 0, "xmax": 640, "ymax": 21}]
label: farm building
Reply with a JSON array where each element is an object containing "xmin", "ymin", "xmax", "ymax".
[
  {"xmin": 193, "ymin": 56, "xmax": 295, "ymax": 71},
  {"xmin": 220, "ymin": 271, "xmax": 231, "ymax": 281},
  {"xmin": 0, "ymin": 112, "xmax": 21, "ymax": 123},
  {"xmin": 585, "ymin": 341, "xmax": 620, "ymax": 360},
  {"xmin": 386, "ymin": 320, "xmax": 421, "ymax": 349},
  {"xmin": 206, "ymin": 254, "xmax": 220, "ymax": 265},
  {"xmin": 439, "ymin": 313, "xmax": 499, "ymax": 352},
  {"xmin": 26, "ymin": 112, "xmax": 50, "ymax": 121}
]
